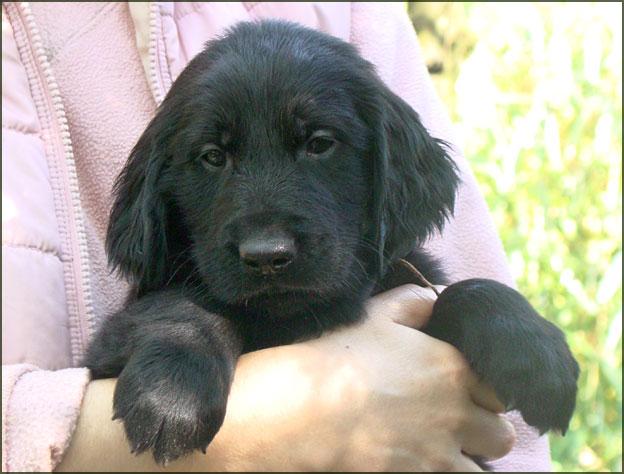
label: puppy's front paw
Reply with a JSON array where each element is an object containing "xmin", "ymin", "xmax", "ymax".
[
  {"xmin": 113, "ymin": 348, "xmax": 230, "ymax": 465},
  {"xmin": 426, "ymin": 279, "xmax": 579, "ymax": 434}
]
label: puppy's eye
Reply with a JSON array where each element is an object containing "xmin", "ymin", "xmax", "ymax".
[
  {"xmin": 199, "ymin": 144, "xmax": 226, "ymax": 168},
  {"xmin": 306, "ymin": 133, "xmax": 336, "ymax": 156}
]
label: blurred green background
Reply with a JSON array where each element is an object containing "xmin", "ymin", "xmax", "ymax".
[{"xmin": 406, "ymin": 3, "xmax": 622, "ymax": 472}]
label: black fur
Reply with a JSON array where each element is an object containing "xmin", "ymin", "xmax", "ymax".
[{"xmin": 85, "ymin": 20, "xmax": 579, "ymax": 465}]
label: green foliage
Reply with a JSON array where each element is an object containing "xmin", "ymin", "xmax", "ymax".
[{"xmin": 407, "ymin": 3, "xmax": 622, "ymax": 472}]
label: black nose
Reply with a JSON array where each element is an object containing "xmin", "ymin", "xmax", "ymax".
[{"xmin": 239, "ymin": 235, "xmax": 297, "ymax": 275}]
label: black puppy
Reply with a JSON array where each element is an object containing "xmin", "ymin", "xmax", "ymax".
[{"xmin": 85, "ymin": 20, "xmax": 579, "ymax": 465}]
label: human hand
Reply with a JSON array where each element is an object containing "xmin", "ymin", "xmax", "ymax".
[{"xmin": 209, "ymin": 284, "xmax": 515, "ymax": 472}]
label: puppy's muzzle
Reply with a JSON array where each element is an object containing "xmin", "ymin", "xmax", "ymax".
[{"xmin": 239, "ymin": 231, "xmax": 297, "ymax": 275}]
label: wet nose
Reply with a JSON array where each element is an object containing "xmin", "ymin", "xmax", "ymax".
[{"xmin": 239, "ymin": 235, "xmax": 297, "ymax": 275}]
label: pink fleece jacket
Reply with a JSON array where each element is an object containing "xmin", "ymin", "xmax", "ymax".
[{"xmin": 2, "ymin": 2, "xmax": 551, "ymax": 471}]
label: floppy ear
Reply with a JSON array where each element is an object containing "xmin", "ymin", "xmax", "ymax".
[
  {"xmin": 106, "ymin": 111, "xmax": 175, "ymax": 294},
  {"xmin": 372, "ymin": 86, "xmax": 460, "ymax": 273}
]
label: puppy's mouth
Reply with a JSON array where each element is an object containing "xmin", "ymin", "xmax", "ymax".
[{"xmin": 236, "ymin": 280, "xmax": 327, "ymax": 302}]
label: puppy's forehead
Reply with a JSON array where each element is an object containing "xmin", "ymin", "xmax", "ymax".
[
  {"xmin": 208, "ymin": 55, "xmax": 353, "ymax": 107},
  {"xmin": 186, "ymin": 59, "xmax": 360, "ymax": 143}
]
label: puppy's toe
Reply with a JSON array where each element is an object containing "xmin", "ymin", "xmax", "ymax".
[
  {"xmin": 500, "ymin": 340, "xmax": 579, "ymax": 434},
  {"xmin": 151, "ymin": 402, "xmax": 227, "ymax": 465}
]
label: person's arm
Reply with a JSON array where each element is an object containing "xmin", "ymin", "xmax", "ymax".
[
  {"xmin": 1, "ymin": 365, "xmax": 91, "ymax": 472},
  {"xmin": 57, "ymin": 285, "xmax": 515, "ymax": 472}
]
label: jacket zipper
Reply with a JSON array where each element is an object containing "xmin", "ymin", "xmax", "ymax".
[
  {"xmin": 6, "ymin": 2, "xmax": 96, "ymax": 366},
  {"xmin": 147, "ymin": 2, "xmax": 172, "ymax": 105}
]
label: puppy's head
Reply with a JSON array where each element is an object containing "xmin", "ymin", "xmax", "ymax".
[{"xmin": 107, "ymin": 21, "xmax": 459, "ymax": 311}]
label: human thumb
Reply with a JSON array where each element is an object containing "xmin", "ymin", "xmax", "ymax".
[{"xmin": 366, "ymin": 284, "xmax": 446, "ymax": 329}]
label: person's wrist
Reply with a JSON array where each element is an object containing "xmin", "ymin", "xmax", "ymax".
[
  {"xmin": 234, "ymin": 341, "xmax": 371, "ymax": 471},
  {"xmin": 207, "ymin": 343, "xmax": 334, "ymax": 471}
]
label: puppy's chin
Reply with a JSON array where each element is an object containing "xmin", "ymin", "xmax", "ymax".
[{"xmin": 238, "ymin": 287, "xmax": 330, "ymax": 317}]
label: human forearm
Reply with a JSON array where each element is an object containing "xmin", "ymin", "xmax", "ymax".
[{"xmin": 56, "ymin": 344, "xmax": 346, "ymax": 472}]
